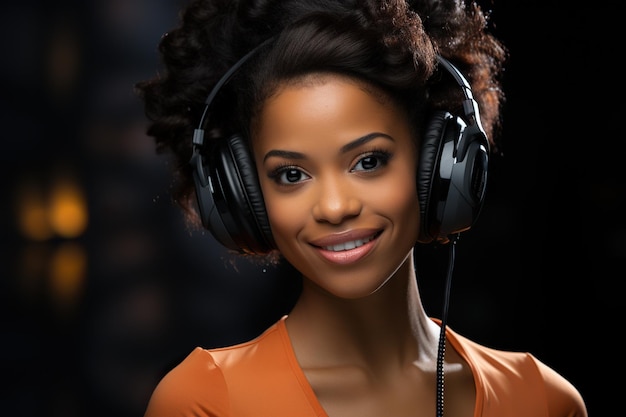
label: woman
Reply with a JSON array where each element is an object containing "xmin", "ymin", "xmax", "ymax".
[{"xmin": 135, "ymin": 0, "xmax": 588, "ymax": 416}]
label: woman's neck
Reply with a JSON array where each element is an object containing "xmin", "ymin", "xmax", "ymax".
[{"xmin": 285, "ymin": 250, "xmax": 441, "ymax": 375}]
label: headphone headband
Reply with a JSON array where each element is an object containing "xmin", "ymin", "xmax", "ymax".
[
  {"xmin": 194, "ymin": 36, "xmax": 277, "ymax": 150},
  {"xmin": 434, "ymin": 56, "xmax": 489, "ymax": 161}
]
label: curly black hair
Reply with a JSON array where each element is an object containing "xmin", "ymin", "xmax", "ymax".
[{"xmin": 135, "ymin": 0, "xmax": 507, "ymax": 256}]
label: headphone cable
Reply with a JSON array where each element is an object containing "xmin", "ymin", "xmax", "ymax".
[{"xmin": 436, "ymin": 233, "xmax": 459, "ymax": 417}]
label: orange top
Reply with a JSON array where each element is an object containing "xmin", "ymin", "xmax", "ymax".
[{"xmin": 144, "ymin": 316, "xmax": 587, "ymax": 417}]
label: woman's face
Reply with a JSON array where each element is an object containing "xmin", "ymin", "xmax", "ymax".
[{"xmin": 253, "ymin": 75, "xmax": 420, "ymax": 299}]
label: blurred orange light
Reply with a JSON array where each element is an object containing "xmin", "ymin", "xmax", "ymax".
[
  {"xmin": 16, "ymin": 182, "xmax": 54, "ymax": 241},
  {"xmin": 49, "ymin": 178, "xmax": 88, "ymax": 238},
  {"xmin": 49, "ymin": 242, "xmax": 87, "ymax": 310}
]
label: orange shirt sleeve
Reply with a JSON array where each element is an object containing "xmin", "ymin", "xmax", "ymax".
[
  {"xmin": 446, "ymin": 325, "xmax": 588, "ymax": 417},
  {"xmin": 142, "ymin": 318, "xmax": 325, "ymax": 417},
  {"xmin": 143, "ymin": 347, "xmax": 230, "ymax": 417},
  {"xmin": 535, "ymin": 357, "xmax": 588, "ymax": 417}
]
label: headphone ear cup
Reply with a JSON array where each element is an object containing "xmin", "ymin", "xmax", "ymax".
[
  {"xmin": 191, "ymin": 134, "xmax": 275, "ymax": 254},
  {"xmin": 417, "ymin": 111, "xmax": 450, "ymax": 242},
  {"xmin": 219, "ymin": 135, "xmax": 275, "ymax": 253},
  {"xmin": 440, "ymin": 128, "xmax": 488, "ymax": 238},
  {"xmin": 192, "ymin": 150, "xmax": 240, "ymax": 251},
  {"xmin": 417, "ymin": 111, "xmax": 489, "ymax": 243}
]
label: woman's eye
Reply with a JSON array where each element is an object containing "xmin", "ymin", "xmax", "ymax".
[
  {"xmin": 352, "ymin": 151, "xmax": 392, "ymax": 172},
  {"xmin": 270, "ymin": 167, "xmax": 310, "ymax": 185}
]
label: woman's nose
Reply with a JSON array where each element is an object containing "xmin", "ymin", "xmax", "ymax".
[{"xmin": 311, "ymin": 176, "xmax": 362, "ymax": 224}]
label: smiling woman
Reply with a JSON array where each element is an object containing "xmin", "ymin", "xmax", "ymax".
[
  {"xmin": 134, "ymin": 1, "xmax": 588, "ymax": 416},
  {"xmin": 255, "ymin": 74, "xmax": 420, "ymax": 298}
]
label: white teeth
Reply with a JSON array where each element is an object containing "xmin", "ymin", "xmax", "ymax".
[{"xmin": 324, "ymin": 235, "xmax": 374, "ymax": 252}]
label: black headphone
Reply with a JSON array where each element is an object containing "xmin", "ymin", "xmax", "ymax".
[{"xmin": 190, "ymin": 40, "xmax": 490, "ymax": 254}]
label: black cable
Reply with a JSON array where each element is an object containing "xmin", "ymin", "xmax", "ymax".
[{"xmin": 436, "ymin": 234, "xmax": 459, "ymax": 417}]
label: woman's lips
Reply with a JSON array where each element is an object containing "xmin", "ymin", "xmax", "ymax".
[
  {"xmin": 310, "ymin": 230, "xmax": 380, "ymax": 265},
  {"xmin": 321, "ymin": 234, "xmax": 376, "ymax": 251}
]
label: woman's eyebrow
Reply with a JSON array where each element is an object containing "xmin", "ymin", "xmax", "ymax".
[
  {"xmin": 263, "ymin": 132, "xmax": 393, "ymax": 162},
  {"xmin": 340, "ymin": 132, "xmax": 393, "ymax": 153},
  {"xmin": 263, "ymin": 149, "xmax": 305, "ymax": 162}
]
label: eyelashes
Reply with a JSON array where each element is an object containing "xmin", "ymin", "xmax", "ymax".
[
  {"xmin": 351, "ymin": 149, "xmax": 392, "ymax": 173},
  {"xmin": 267, "ymin": 148, "xmax": 393, "ymax": 186},
  {"xmin": 267, "ymin": 163, "xmax": 310, "ymax": 185}
]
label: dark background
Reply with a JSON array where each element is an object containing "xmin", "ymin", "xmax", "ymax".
[{"xmin": 1, "ymin": 1, "xmax": 621, "ymax": 416}]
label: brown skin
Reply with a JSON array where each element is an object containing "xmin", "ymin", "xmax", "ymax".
[{"xmin": 252, "ymin": 73, "xmax": 476, "ymax": 417}]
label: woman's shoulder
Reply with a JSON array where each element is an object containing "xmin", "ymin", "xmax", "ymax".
[
  {"xmin": 445, "ymin": 325, "xmax": 588, "ymax": 417},
  {"xmin": 143, "ymin": 316, "xmax": 323, "ymax": 417},
  {"xmin": 155, "ymin": 315, "xmax": 291, "ymax": 386},
  {"xmin": 142, "ymin": 345, "xmax": 234, "ymax": 417}
]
